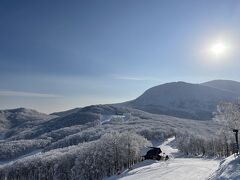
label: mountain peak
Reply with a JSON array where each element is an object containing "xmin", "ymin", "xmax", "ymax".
[{"xmin": 122, "ymin": 80, "xmax": 239, "ymax": 120}]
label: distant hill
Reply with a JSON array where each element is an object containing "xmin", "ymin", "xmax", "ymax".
[
  {"xmin": 2, "ymin": 105, "xmax": 127, "ymax": 140},
  {"xmin": 120, "ymin": 80, "xmax": 240, "ymax": 120},
  {"xmin": 0, "ymin": 108, "xmax": 54, "ymax": 131},
  {"xmin": 50, "ymin": 108, "xmax": 82, "ymax": 117},
  {"xmin": 202, "ymin": 80, "xmax": 240, "ymax": 95}
]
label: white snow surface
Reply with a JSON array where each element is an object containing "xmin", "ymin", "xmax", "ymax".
[
  {"xmin": 159, "ymin": 136, "xmax": 179, "ymax": 155},
  {"xmin": 108, "ymin": 137, "xmax": 220, "ymax": 180},
  {"xmin": 210, "ymin": 154, "xmax": 240, "ymax": 180}
]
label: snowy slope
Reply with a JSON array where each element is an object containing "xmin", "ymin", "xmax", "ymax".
[
  {"xmin": 159, "ymin": 136, "xmax": 179, "ymax": 155},
  {"xmin": 121, "ymin": 81, "xmax": 239, "ymax": 120},
  {"xmin": 210, "ymin": 155, "xmax": 240, "ymax": 180},
  {"xmin": 108, "ymin": 137, "xmax": 220, "ymax": 180}
]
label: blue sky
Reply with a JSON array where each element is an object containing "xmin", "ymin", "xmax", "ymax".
[{"xmin": 1, "ymin": 0, "xmax": 240, "ymax": 113}]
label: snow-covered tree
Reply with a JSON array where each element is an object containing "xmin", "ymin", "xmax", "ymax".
[
  {"xmin": 71, "ymin": 131, "xmax": 150, "ymax": 179},
  {"xmin": 215, "ymin": 101, "xmax": 240, "ymax": 130},
  {"xmin": 215, "ymin": 101, "xmax": 240, "ymax": 153}
]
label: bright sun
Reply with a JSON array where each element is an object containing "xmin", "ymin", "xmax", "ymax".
[
  {"xmin": 209, "ymin": 42, "xmax": 227, "ymax": 57},
  {"xmin": 202, "ymin": 39, "xmax": 232, "ymax": 65}
]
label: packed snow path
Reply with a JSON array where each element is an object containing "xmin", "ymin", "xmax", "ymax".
[{"xmin": 109, "ymin": 137, "xmax": 219, "ymax": 180}]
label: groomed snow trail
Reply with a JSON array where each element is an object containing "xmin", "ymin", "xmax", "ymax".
[{"xmin": 109, "ymin": 137, "xmax": 219, "ymax": 180}]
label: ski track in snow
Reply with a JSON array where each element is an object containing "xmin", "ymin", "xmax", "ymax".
[{"xmin": 108, "ymin": 137, "xmax": 220, "ymax": 180}]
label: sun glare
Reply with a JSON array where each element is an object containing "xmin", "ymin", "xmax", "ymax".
[
  {"xmin": 200, "ymin": 38, "xmax": 233, "ymax": 66},
  {"xmin": 209, "ymin": 41, "xmax": 227, "ymax": 57},
  {"xmin": 210, "ymin": 43, "xmax": 226, "ymax": 55}
]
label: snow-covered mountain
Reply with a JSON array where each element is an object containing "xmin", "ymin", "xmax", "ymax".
[
  {"xmin": 121, "ymin": 80, "xmax": 240, "ymax": 120},
  {"xmin": 202, "ymin": 80, "xmax": 240, "ymax": 96},
  {"xmin": 0, "ymin": 108, "xmax": 55, "ymax": 131}
]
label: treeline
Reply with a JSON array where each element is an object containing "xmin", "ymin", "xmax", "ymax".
[
  {"xmin": 45, "ymin": 126, "xmax": 176, "ymax": 152},
  {"xmin": 0, "ymin": 132, "xmax": 149, "ymax": 180},
  {"xmin": 138, "ymin": 128, "xmax": 176, "ymax": 142},
  {"xmin": 0, "ymin": 139, "xmax": 50, "ymax": 161},
  {"xmin": 44, "ymin": 127, "xmax": 104, "ymax": 151},
  {"xmin": 176, "ymin": 132, "xmax": 236, "ymax": 157},
  {"xmin": 72, "ymin": 132, "xmax": 150, "ymax": 179}
]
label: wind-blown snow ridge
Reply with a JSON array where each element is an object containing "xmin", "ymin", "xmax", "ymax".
[{"xmin": 210, "ymin": 155, "xmax": 240, "ymax": 180}]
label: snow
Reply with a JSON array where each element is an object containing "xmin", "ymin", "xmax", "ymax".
[
  {"xmin": 100, "ymin": 115, "xmax": 125, "ymax": 124},
  {"xmin": 210, "ymin": 154, "xmax": 240, "ymax": 180},
  {"xmin": 159, "ymin": 136, "xmax": 179, "ymax": 155},
  {"xmin": 108, "ymin": 137, "xmax": 220, "ymax": 180}
]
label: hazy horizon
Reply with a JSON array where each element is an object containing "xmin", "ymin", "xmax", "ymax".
[{"xmin": 1, "ymin": 0, "xmax": 240, "ymax": 113}]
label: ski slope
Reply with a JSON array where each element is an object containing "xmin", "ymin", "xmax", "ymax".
[{"xmin": 108, "ymin": 137, "xmax": 220, "ymax": 180}]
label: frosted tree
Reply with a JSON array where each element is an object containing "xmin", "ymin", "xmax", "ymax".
[
  {"xmin": 71, "ymin": 131, "xmax": 150, "ymax": 179},
  {"xmin": 215, "ymin": 101, "xmax": 240, "ymax": 154}
]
